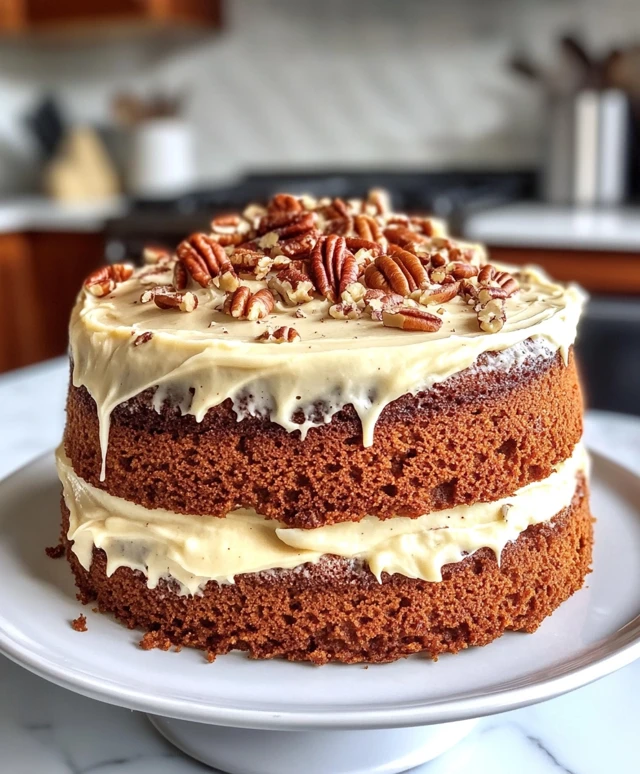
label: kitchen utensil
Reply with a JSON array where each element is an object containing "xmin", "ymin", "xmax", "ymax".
[
  {"xmin": 128, "ymin": 117, "xmax": 196, "ymax": 199},
  {"xmin": 24, "ymin": 96, "xmax": 65, "ymax": 161}
]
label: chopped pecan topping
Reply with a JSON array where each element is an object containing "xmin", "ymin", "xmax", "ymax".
[
  {"xmin": 382, "ymin": 307, "xmax": 443, "ymax": 332},
  {"xmin": 133, "ymin": 331, "xmax": 153, "ymax": 346},
  {"xmin": 365, "ymin": 188, "xmax": 391, "ymax": 216},
  {"xmin": 364, "ymin": 247, "xmax": 429, "ymax": 296},
  {"xmin": 364, "ymin": 288, "xmax": 404, "ymax": 311},
  {"xmin": 143, "ymin": 287, "xmax": 199, "ymax": 312},
  {"xmin": 310, "ymin": 235, "xmax": 358, "ymax": 303},
  {"xmin": 210, "ymin": 213, "xmax": 252, "ymax": 237},
  {"xmin": 321, "ymin": 197, "xmax": 353, "ymax": 235},
  {"xmin": 242, "ymin": 202, "xmax": 268, "ymax": 226},
  {"xmin": 278, "ymin": 229, "xmax": 321, "ymax": 259},
  {"xmin": 229, "ymin": 247, "xmax": 273, "ymax": 280},
  {"xmin": 257, "ymin": 325, "xmax": 301, "ymax": 343},
  {"xmin": 413, "ymin": 282, "xmax": 461, "ymax": 306},
  {"xmin": 224, "ymin": 286, "xmax": 275, "ymax": 320},
  {"xmin": 477, "ymin": 296, "xmax": 506, "ymax": 333},
  {"xmin": 430, "ymin": 252, "xmax": 447, "ymax": 268},
  {"xmin": 84, "ymin": 264, "xmax": 133, "ymax": 296},
  {"xmin": 341, "ymin": 281, "xmax": 367, "ymax": 305},
  {"xmin": 177, "ymin": 233, "xmax": 239, "ymax": 291},
  {"xmin": 143, "ymin": 245, "xmax": 172, "ymax": 265},
  {"xmin": 268, "ymin": 268, "xmax": 315, "ymax": 305},
  {"xmin": 210, "ymin": 232, "xmax": 247, "ymax": 247},
  {"xmin": 329, "ymin": 302, "xmax": 361, "ymax": 320},
  {"xmin": 409, "ymin": 216, "xmax": 446, "ymax": 237}
]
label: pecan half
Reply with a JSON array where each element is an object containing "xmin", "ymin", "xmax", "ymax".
[
  {"xmin": 309, "ymin": 235, "xmax": 358, "ymax": 303},
  {"xmin": 268, "ymin": 268, "xmax": 315, "ymax": 305},
  {"xmin": 354, "ymin": 214, "xmax": 386, "ymax": 245},
  {"xmin": 449, "ymin": 262, "xmax": 479, "ymax": 280},
  {"xmin": 345, "ymin": 237, "xmax": 384, "ymax": 256},
  {"xmin": 224, "ymin": 287, "xmax": 275, "ymax": 320},
  {"xmin": 409, "ymin": 216, "xmax": 447, "ymax": 238},
  {"xmin": 257, "ymin": 325, "xmax": 301, "ymax": 343},
  {"xmin": 258, "ymin": 210, "xmax": 315, "ymax": 238},
  {"xmin": 383, "ymin": 225, "xmax": 429, "ymax": 248},
  {"xmin": 322, "ymin": 198, "xmax": 354, "ymax": 236},
  {"xmin": 478, "ymin": 265, "xmax": 518, "ymax": 297},
  {"xmin": 364, "ymin": 247, "xmax": 429, "ymax": 296},
  {"xmin": 173, "ymin": 261, "xmax": 188, "ymax": 290},
  {"xmin": 268, "ymin": 194, "xmax": 303, "ymax": 213},
  {"xmin": 84, "ymin": 264, "xmax": 133, "ymax": 297},
  {"xmin": 382, "ymin": 307, "xmax": 443, "ymax": 332},
  {"xmin": 177, "ymin": 233, "xmax": 239, "ymax": 291}
]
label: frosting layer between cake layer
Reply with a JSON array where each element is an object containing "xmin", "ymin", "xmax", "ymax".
[
  {"xmin": 57, "ymin": 444, "xmax": 588, "ymax": 595},
  {"xmin": 69, "ymin": 263, "xmax": 585, "ymax": 479}
]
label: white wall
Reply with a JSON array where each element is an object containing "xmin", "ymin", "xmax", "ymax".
[{"xmin": 0, "ymin": 0, "xmax": 638, "ymax": 193}]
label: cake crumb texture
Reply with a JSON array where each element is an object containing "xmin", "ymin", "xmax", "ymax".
[
  {"xmin": 62, "ymin": 480, "xmax": 591, "ymax": 664},
  {"xmin": 45, "ymin": 543, "xmax": 65, "ymax": 559},
  {"xmin": 64, "ymin": 347, "xmax": 582, "ymax": 528},
  {"xmin": 71, "ymin": 614, "xmax": 87, "ymax": 633}
]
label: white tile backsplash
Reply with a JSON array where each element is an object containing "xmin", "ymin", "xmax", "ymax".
[{"xmin": 0, "ymin": 0, "xmax": 637, "ymax": 192}]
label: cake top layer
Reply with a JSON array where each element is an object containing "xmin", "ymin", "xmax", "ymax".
[{"xmin": 70, "ymin": 190, "xmax": 586, "ymax": 477}]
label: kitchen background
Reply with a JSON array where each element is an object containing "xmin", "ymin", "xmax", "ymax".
[{"xmin": 1, "ymin": 0, "xmax": 640, "ymax": 413}]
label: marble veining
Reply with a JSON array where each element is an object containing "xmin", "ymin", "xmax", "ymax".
[{"xmin": 1, "ymin": 357, "xmax": 640, "ymax": 773}]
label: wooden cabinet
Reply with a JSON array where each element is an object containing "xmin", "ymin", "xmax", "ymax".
[
  {"xmin": 0, "ymin": 231, "xmax": 105, "ymax": 373},
  {"xmin": 0, "ymin": 0, "xmax": 222, "ymax": 34},
  {"xmin": 488, "ymin": 246, "xmax": 640, "ymax": 294}
]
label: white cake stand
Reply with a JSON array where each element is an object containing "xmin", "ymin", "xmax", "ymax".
[{"xmin": 1, "ymin": 452, "xmax": 640, "ymax": 774}]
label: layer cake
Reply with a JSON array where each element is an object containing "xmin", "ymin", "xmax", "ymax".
[{"xmin": 58, "ymin": 190, "xmax": 590, "ymax": 664}]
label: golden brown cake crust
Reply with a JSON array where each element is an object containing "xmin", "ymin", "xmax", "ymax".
[
  {"xmin": 63, "ymin": 477, "xmax": 592, "ymax": 664},
  {"xmin": 64, "ymin": 344, "xmax": 583, "ymax": 528}
]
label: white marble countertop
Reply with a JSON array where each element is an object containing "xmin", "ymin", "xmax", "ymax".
[
  {"xmin": 0, "ymin": 196, "xmax": 127, "ymax": 233},
  {"xmin": 1, "ymin": 357, "xmax": 640, "ymax": 774},
  {"xmin": 464, "ymin": 202, "xmax": 640, "ymax": 252}
]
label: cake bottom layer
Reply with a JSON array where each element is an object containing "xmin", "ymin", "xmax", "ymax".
[{"xmin": 62, "ymin": 479, "xmax": 592, "ymax": 664}]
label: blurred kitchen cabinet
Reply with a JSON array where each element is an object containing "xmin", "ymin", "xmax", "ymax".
[
  {"xmin": 0, "ymin": 234, "xmax": 44, "ymax": 373},
  {"xmin": 0, "ymin": 0, "xmax": 222, "ymax": 34},
  {"xmin": 488, "ymin": 246, "xmax": 640, "ymax": 294},
  {"xmin": 0, "ymin": 231, "xmax": 104, "ymax": 373}
]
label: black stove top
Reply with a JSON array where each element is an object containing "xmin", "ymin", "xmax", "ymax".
[{"xmin": 104, "ymin": 168, "xmax": 535, "ymax": 262}]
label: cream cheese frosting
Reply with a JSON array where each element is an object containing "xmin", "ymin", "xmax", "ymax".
[
  {"xmin": 69, "ymin": 262, "xmax": 586, "ymax": 480},
  {"xmin": 57, "ymin": 443, "xmax": 588, "ymax": 596}
]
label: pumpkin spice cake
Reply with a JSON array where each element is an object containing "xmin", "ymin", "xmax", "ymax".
[{"xmin": 58, "ymin": 190, "xmax": 591, "ymax": 664}]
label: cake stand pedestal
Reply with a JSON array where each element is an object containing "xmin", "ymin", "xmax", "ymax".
[
  {"xmin": 148, "ymin": 717, "xmax": 478, "ymax": 774},
  {"xmin": 1, "ymin": 450, "xmax": 640, "ymax": 774},
  {"xmin": 150, "ymin": 716, "xmax": 478, "ymax": 774}
]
